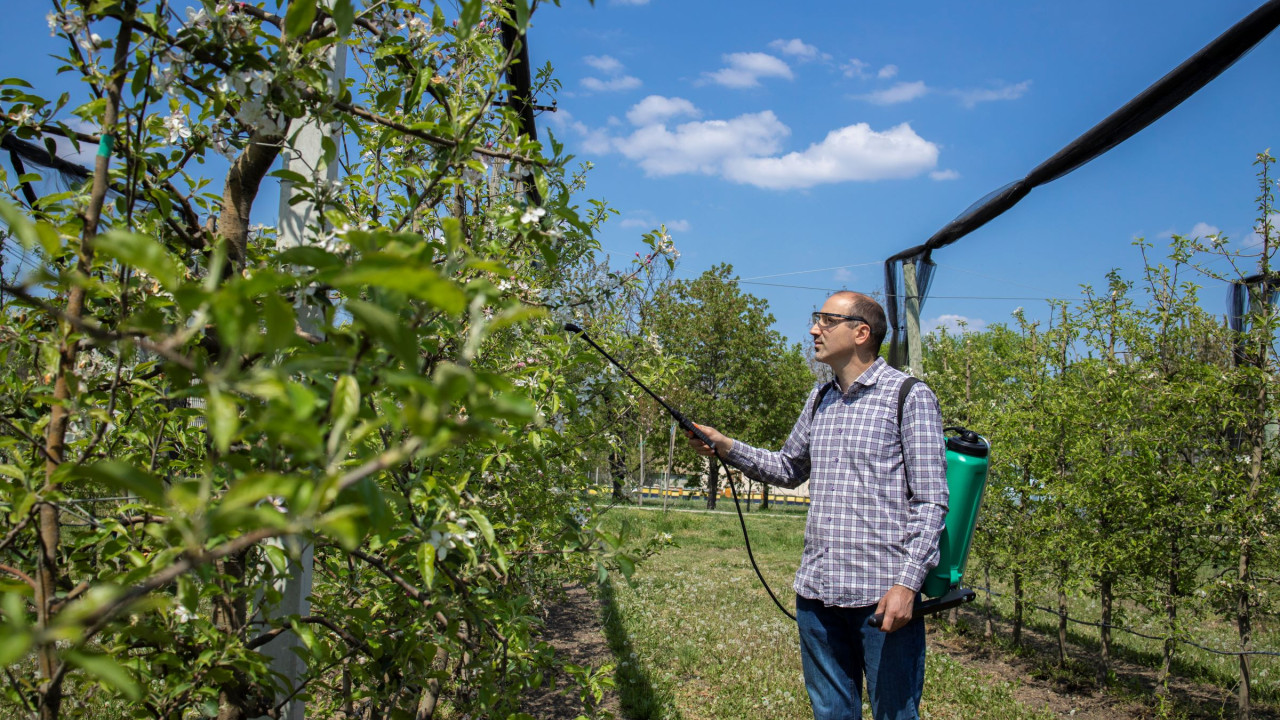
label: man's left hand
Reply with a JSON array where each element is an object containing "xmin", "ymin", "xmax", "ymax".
[{"xmin": 874, "ymin": 585, "xmax": 916, "ymax": 633}]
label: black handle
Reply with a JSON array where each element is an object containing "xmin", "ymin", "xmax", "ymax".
[{"xmin": 868, "ymin": 587, "xmax": 977, "ymax": 628}]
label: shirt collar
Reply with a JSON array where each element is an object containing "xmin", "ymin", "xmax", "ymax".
[{"xmin": 834, "ymin": 356, "xmax": 888, "ymax": 395}]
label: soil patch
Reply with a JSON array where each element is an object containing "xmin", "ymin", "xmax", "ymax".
[
  {"xmin": 929, "ymin": 604, "xmax": 1278, "ymax": 719},
  {"xmin": 521, "ymin": 583, "xmax": 623, "ymax": 719}
]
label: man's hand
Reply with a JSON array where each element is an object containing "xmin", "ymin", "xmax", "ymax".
[
  {"xmin": 874, "ymin": 585, "xmax": 916, "ymax": 633},
  {"xmin": 686, "ymin": 424, "xmax": 733, "ymax": 457}
]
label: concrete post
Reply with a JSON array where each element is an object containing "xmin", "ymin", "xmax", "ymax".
[
  {"xmin": 903, "ymin": 259, "xmax": 924, "ymax": 377},
  {"xmin": 257, "ymin": 5, "xmax": 346, "ymax": 718}
]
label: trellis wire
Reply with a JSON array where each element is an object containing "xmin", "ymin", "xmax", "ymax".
[{"xmin": 972, "ymin": 584, "xmax": 1280, "ymax": 658}]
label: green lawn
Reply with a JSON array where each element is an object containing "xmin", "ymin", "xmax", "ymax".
[{"xmin": 597, "ymin": 507, "xmax": 1056, "ymax": 720}]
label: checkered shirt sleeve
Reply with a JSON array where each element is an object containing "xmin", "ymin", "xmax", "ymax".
[{"xmin": 725, "ymin": 359, "xmax": 949, "ymax": 607}]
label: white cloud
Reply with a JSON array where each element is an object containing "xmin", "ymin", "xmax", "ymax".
[
  {"xmin": 619, "ymin": 213, "xmax": 691, "ymax": 233},
  {"xmin": 704, "ymin": 52, "xmax": 793, "ymax": 89},
  {"xmin": 584, "ymin": 99, "xmax": 941, "ymax": 190},
  {"xmin": 1188, "ymin": 221, "xmax": 1221, "ymax": 238},
  {"xmin": 545, "ymin": 108, "xmax": 613, "ymax": 154},
  {"xmin": 930, "ymin": 169, "xmax": 960, "ymax": 181},
  {"xmin": 953, "ymin": 80, "xmax": 1031, "ymax": 108},
  {"xmin": 841, "ymin": 58, "xmax": 871, "ymax": 79},
  {"xmin": 626, "ymin": 95, "xmax": 701, "ymax": 126},
  {"xmin": 582, "ymin": 75, "xmax": 642, "ymax": 92},
  {"xmin": 855, "ymin": 81, "xmax": 929, "ymax": 105},
  {"xmin": 616, "ymin": 111, "xmax": 790, "ymax": 176},
  {"xmin": 834, "ymin": 267, "xmax": 855, "ymax": 282},
  {"xmin": 878, "ymin": 64, "xmax": 899, "ymax": 79},
  {"xmin": 926, "ymin": 314, "xmax": 986, "ymax": 335},
  {"xmin": 581, "ymin": 55, "xmax": 641, "ymax": 93},
  {"xmin": 584, "ymin": 55, "xmax": 623, "ymax": 74},
  {"xmin": 723, "ymin": 122, "xmax": 939, "ymax": 190},
  {"xmin": 769, "ymin": 38, "xmax": 821, "ymax": 61}
]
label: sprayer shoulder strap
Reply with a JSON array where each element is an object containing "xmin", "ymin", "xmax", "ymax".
[{"xmin": 809, "ymin": 376, "xmax": 922, "ymax": 428}]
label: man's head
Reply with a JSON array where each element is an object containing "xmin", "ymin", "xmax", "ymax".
[{"xmin": 810, "ymin": 291, "xmax": 888, "ymax": 367}]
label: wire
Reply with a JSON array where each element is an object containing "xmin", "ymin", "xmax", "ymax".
[
  {"xmin": 971, "ymin": 584, "xmax": 1280, "ymax": 658},
  {"xmin": 740, "ymin": 262, "xmax": 882, "ymax": 282},
  {"xmin": 739, "ymin": 279, "xmax": 1070, "ymax": 302}
]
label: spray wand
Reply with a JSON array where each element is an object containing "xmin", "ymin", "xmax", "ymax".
[{"xmin": 564, "ymin": 323, "xmax": 798, "ymax": 621}]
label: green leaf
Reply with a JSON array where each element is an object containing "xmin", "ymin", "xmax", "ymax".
[
  {"xmin": 465, "ymin": 509, "xmax": 494, "ymax": 546},
  {"xmin": 328, "ymin": 374, "xmax": 360, "ymax": 456},
  {"xmin": 264, "ymin": 544, "xmax": 289, "ymax": 574},
  {"xmin": 284, "ymin": 0, "xmax": 318, "ymax": 39},
  {"xmin": 417, "ymin": 541, "xmax": 436, "ymax": 589},
  {"xmin": 513, "ymin": 0, "xmax": 531, "ymax": 32},
  {"xmin": 66, "ymin": 650, "xmax": 142, "ymax": 701},
  {"xmin": 263, "ymin": 294, "xmax": 297, "ymax": 354},
  {"xmin": 94, "ymin": 230, "xmax": 182, "ymax": 291},
  {"xmin": 0, "ymin": 198, "xmax": 42, "ymax": 251},
  {"xmin": 457, "ymin": 0, "xmax": 482, "ymax": 39},
  {"xmin": 331, "ymin": 0, "xmax": 355, "ymax": 38},
  {"xmin": 0, "ymin": 629, "xmax": 31, "ymax": 666},
  {"xmin": 329, "ymin": 264, "xmax": 467, "ymax": 314},
  {"xmin": 276, "ymin": 245, "xmax": 342, "ymax": 270},
  {"xmin": 74, "ymin": 462, "xmax": 165, "ymax": 505},
  {"xmin": 208, "ymin": 390, "xmax": 239, "ymax": 454}
]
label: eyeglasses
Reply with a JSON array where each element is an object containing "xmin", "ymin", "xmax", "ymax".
[{"xmin": 811, "ymin": 311, "xmax": 868, "ymax": 329}]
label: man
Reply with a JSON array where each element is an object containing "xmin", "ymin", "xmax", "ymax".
[{"xmin": 688, "ymin": 291, "xmax": 947, "ymax": 720}]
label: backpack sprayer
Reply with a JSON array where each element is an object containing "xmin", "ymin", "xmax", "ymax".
[{"xmin": 564, "ymin": 323, "xmax": 990, "ymax": 627}]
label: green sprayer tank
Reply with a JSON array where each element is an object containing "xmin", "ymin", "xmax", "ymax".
[{"xmin": 922, "ymin": 428, "xmax": 990, "ymax": 600}]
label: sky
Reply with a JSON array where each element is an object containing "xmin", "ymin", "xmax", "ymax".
[
  {"xmin": 2, "ymin": 1, "xmax": 1278, "ymax": 348},
  {"xmin": 529, "ymin": 0, "xmax": 1280, "ymax": 345}
]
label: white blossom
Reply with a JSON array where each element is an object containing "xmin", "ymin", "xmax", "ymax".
[
  {"xmin": 172, "ymin": 604, "xmax": 195, "ymax": 623},
  {"xmin": 520, "ymin": 206, "xmax": 546, "ymax": 225},
  {"xmin": 164, "ymin": 111, "xmax": 192, "ymax": 144}
]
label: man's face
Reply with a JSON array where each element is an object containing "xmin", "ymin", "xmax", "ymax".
[{"xmin": 810, "ymin": 295, "xmax": 869, "ymax": 367}]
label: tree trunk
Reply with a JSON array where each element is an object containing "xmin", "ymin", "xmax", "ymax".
[
  {"xmin": 610, "ymin": 450, "xmax": 625, "ymax": 503},
  {"xmin": 1098, "ymin": 573, "xmax": 1113, "ymax": 686},
  {"xmin": 37, "ymin": 7, "xmax": 137, "ymax": 719},
  {"xmin": 706, "ymin": 455, "xmax": 719, "ymax": 510},
  {"xmin": 1012, "ymin": 569, "xmax": 1023, "ymax": 647},
  {"xmin": 760, "ymin": 484, "xmax": 769, "ymax": 511},
  {"xmin": 1238, "ymin": 539, "xmax": 1254, "ymax": 720},
  {"xmin": 983, "ymin": 564, "xmax": 993, "ymax": 639},
  {"xmin": 1059, "ymin": 568, "xmax": 1070, "ymax": 666},
  {"xmin": 1158, "ymin": 532, "xmax": 1179, "ymax": 691},
  {"xmin": 1056, "ymin": 563, "xmax": 1069, "ymax": 667}
]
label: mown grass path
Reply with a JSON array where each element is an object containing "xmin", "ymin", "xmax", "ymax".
[{"xmin": 598, "ymin": 507, "xmax": 1057, "ymax": 719}]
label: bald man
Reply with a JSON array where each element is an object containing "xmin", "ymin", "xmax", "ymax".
[{"xmin": 690, "ymin": 291, "xmax": 948, "ymax": 720}]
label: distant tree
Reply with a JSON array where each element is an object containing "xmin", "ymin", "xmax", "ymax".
[{"xmin": 649, "ymin": 264, "xmax": 814, "ymax": 509}]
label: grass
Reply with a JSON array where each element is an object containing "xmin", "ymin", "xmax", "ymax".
[{"xmin": 596, "ymin": 507, "xmax": 1056, "ymax": 720}]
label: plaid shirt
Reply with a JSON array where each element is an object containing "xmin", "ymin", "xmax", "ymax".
[{"xmin": 726, "ymin": 357, "xmax": 948, "ymax": 607}]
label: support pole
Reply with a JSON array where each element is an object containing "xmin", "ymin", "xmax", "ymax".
[
  {"xmin": 903, "ymin": 259, "xmax": 924, "ymax": 376},
  {"xmin": 259, "ymin": 5, "xmax": 346, "ymax": 718}
]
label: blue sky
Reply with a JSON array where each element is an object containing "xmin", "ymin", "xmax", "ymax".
[
  {"xmin": 532, "ymin": 0, "xmax": 1280, "ymax": 344},
  {"xmin": 3, "ymin": 1, "xmax": 1278, "ymax": 347}
]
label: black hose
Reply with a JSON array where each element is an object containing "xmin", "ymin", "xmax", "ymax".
[{"xmin": 716, "ymin": 454, "xmax": 796, "ymax": 622}]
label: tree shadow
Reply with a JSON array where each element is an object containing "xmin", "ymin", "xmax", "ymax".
[{"xmin": 598, "ymin": 577, "xmax": 680, "ymax": 720}]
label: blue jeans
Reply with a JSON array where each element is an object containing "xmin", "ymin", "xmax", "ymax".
[{"xmin": 795, "ymin": 594, "xmax": 926, "ymax": 720}]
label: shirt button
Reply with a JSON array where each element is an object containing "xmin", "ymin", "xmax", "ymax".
[{"xmin": 836, "ymin": 429, "xmax": 843, "ymax": 434}]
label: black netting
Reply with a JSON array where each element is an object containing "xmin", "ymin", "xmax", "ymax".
[
  {"xmin": 883, "ymin": 0, "xmax": 1280, "ymax": 368},
  {"xmin": 884, "ymin": 252, "xmax": 936, "ymax": 369}
]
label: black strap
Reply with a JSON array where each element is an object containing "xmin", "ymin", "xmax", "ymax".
[{"xmin": 810, "ymin": 376, "xmax": 922, "ymax": 428}]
